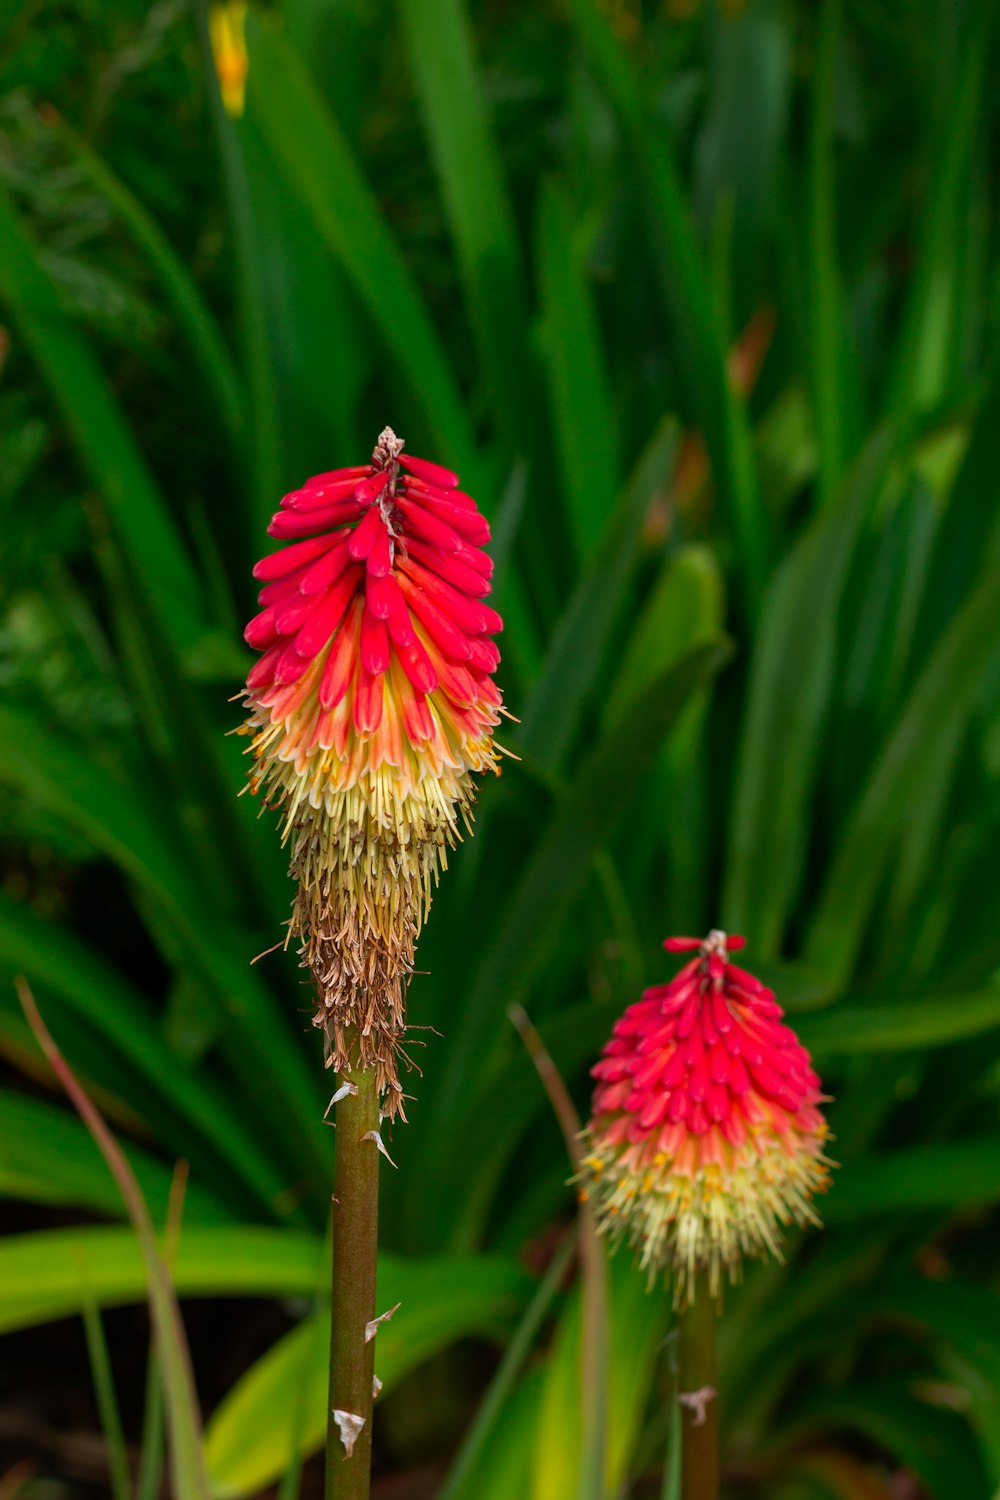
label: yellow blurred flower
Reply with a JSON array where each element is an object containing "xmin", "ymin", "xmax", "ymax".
[{"xmin": 209, "ymin": 1, "xmax": 249, "ymax": 119}]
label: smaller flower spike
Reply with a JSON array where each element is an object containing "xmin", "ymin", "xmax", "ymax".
[
  {"xmin": 240, "ymin": 429, "xmax": 503, "ymax": 1116},
  {"xmin": 579, "ymin": 931, "xmax": 832, "ymax": 1303}
]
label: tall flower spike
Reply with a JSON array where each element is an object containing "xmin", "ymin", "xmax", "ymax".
[
  {"xmin": 240, "ymin": 428, "xmax": 503, "ymax": 1117},
  {"xmin": 579, "ymin": 931, "xmax": 832, "ymax": 1303}
]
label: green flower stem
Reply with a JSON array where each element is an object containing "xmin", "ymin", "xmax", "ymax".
[
  {"xmin": 678, "ymin": 1273, "xmax": 719, "ymax": 1500},
  {"xmin": 326, "ymin": 1052, "xmax": 381, "ymax": 1500}
]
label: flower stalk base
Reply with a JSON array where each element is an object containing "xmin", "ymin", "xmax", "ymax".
[
  {"xmin": 677, "ymin": 1272, "xmax": 718, "ymax": 1500},
  {"xmin": 327, "ymin": 1053, "xmax": 380, "ymax": 1500}
]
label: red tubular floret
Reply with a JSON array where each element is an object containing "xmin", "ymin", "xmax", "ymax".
[
  {"xmin": 253, "ymin": 534, "xmax": 341, "ymax": 581},
  {"xmin": 403, "ymin": 537, "xmax": 492, "ymax": 598},
  {"xmin": 283, "ymin": 477, "xmax": 365, "ymax": 512},
  {"xmin": 293, "ymin": 566, "xmax": 363, "ymax": 658},
  {"xmin": 268, "ymin": 501, "xmax": 364, "ymax": 539},
  {"xmin": 398, "ymin": 454, "xmax": 459, "ymax": 488},
  {"xmin": 348, "ymin": 505, "xmax": 385, "ymax": 562}
]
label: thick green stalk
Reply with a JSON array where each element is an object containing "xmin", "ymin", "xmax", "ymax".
[
  {"xmin": 326, "ymin": 1056, "xmax": 381, "ymax": 1500},
  {"xmin": 677, "ymin": 1274, "xmax": 719, "ymax": 1500}
]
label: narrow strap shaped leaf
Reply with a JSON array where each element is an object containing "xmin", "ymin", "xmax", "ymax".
[
  {"xmin": 567, "ymin": 0, "xmax": 767, "ymax": 597},
  {"xmin": 806, "ymin": 567, "xmax": 1000, "ymax": 983},
  {"xmin": 397, "ymin": 0, "xmax": 537, "ymax": 453},
  {"xmin": 245, "ymin": 17, "xmax": 477, "ymax": 475},
  {"xmin": 204, "ymin": 1254, "xmax": 530, "ymax": 1495},
  {"xmin": 0, "ymin": 184, "xmax": 210, "ymax": 661},
  {"xmin": 19, "ymin": 984, "xmax": 210, "ymax": 1500},
  {"xmin": 51, "ymin": 113, "xmax": 246, "ymax": 448}
]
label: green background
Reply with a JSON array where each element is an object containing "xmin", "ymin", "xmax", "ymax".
[{"xmin": 2, "ymin": 0, "xmax": 1000, "ymax": 1495}]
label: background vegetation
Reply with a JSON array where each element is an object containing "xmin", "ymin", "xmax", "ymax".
[{"xmin": 2, "ymin": 0, "xmax": 1000, "ymax": 1494}]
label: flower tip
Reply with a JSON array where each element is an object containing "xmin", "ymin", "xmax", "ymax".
[{"xmin": 663, "ymin": 931, "xmax": 746, "ymax": 954}]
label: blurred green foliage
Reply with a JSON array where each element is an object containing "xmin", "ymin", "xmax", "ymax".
[{"xmin": 2, "ymin": 0, "xmax": 1000, "ymax": 1495}]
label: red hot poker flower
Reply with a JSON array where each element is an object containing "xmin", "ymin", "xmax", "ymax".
[
  {"xmin": 580, "ymin": 930, "xmax": 831, "ymax": 1302},
  {"xmin": 240, "ymin": 428, "xmax": 504, "ymax": 1116}
]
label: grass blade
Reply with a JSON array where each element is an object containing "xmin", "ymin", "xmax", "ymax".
[
  {"xmin": 868, "ymin": 1277, "xmax": 1000, "ymax": 1484},
  {"xmin": 806, "ymin": 568, "xmax": 1000, "ymax": 983},
  {"xmin": 0, "ymin": 707, "xmax": 329, "ymax": 1192},
  {"xmin": 0, "ymin": 1089, "xmax": 229, "ymax": 1223},
  {"xmin": 607, "ymin": 542, "xmax": 725, "ymax": 930},
  {"xmin": 428, "ymin": 639, "xmax": 733, "ymax": 1187},
  {"xmin": 0, "ymin": 894, "xmax": 284, "ymax": 1215},
  {"xmin": 508, "ymin": 1007, "xmax": 607, "ymax": 1500},
  {"xmin": 397, "ymin": 0, "xmax": 536, "ymax": 451},
  {"xmin": 275, "ymin": 1303, "xmax": 324, "ymax": 1500},
  {"xmin": 797, "ymin": 989, "xmax": 1000, "ymax": 1058},
  {"xmin": 823, "ymin": 1138, "xmax": 1000, "ymax": 1222},
  {"xmin": 431, "ymin": 995, "xmax": 621, "ymax": 1252},
  {"xmin": 517, "ymin": 417, "xmax": 678, "ymax": 774},
  {"xmin": 135, "ymin": 1356, "xmax": 164, "ymax": 1500},
  {"xmin": 137, "ymin": 1162, "xmax": 189, "ymax": 1500},
  {"xmin": 246, "ymin": 16, "xmax": 476, "ymax": 471},
  {"xmin": 488, "ymin": 457, "xmax": 541, "ymax": 683},
  {"xmin": 535, "ymin": 179, "xmax": 620, "ymax": 563},
  {"xmin": 912, "ymin": 368, "xmax": 1000, "ymax": 665},
  {"xmin": 723, "ymin": 427, "xmax": 895, "ymax": 955},
  {"xmin": 203, "ymin": 1254, "xmax": 529, "ymax": 1495},
  {"xmin": 193, "ymin": 0, "xmax": 285, "ymax": 529},
  {"xmin": 567, "ymin": 0, "xmax": 766, "ymax": 597},
  {"xmin": 80, "ymin": 1285, "xmax": 131, "ymax": 1500},
  {"xmin": 531, "ymin": 1251, "xmax": 669, "ymax": 1500},
  {"xmin": 49, "ymin": 110, "xmax": 245, "ymax": 449},
  {"xmin": 135, "ymin": 1350, "xmax": 165, "ymax": 1500},
  {"xmin": 806, "ymin": 0, "xmax": 848, "ymax": 511},
  {"xmin": 438, "ymin": 1232, "xmax": 577, "ymax": 1500},
  {"xmin": 693, "ymin": 4, "xmax": 791, "ymax": 319},
  {"xmin": 0, "ymin": 1224, "xmax": 325, "ymax": 1335},
  {"xmin": 888, "ymin": 1, "xmax": 998, "ymax": 423},
  {"xmin": 0, "ymin": 184, "xmax": 209, "ymax": 661},
  {"xmin": 659, "ymin": 1400, "xmax": 682, "ymax": 1500},
  {"xmin": 17, "ymin": 981, "xmax": 210, "ymax": 1500},
  {"xmin": 782, "ymin": 1384, "xmax": 989, "ymax": 1499}
]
